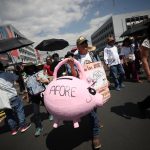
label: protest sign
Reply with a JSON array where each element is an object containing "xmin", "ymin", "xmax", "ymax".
[{"xmin": 84, "ymin": 61, "xmax": 110, "ymax": 103}]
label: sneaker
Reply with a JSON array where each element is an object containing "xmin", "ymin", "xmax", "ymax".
[
  {"xmin": 137, "ymin": 80, "xmax": 143, "ymax": 83},
  {"xmin": 34, "ymin": 127, "xmax": 43, "ymax": 137},
  {"xmin": 99, "ymin": 124, "xmax": 104, "ymax": 128},
  {"xmin": 92, "ymin": 136, "xmax": 102, "ymax": 149},
  {"xmin": 48, "ymin": 115, "xmax": 53, "ymax": 121},
  {"xmin": 120, "ymin": 84, "xmax": 125, "ymax": 88},
  {"xmin": 19, "ymin": 123, "xmax": 31, "ymax": 133},
  {"xmin": 115, "ymin": 87, "xmax": 121, "ymax": 91},
  {"xmin": 99, "ymin": 123, "xmax": 104, "ymax": 128},
  {"xmin": 11, "ymin": 129, "xmax": 18, "ymax": 136}
]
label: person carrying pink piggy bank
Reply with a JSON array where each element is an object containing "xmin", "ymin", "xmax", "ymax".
[
  {"xmin": 66, "ymin": 36, "xmax": 104, "ymax": 149},
  {"xmin": 44, "ymin": 58, "xmax": 103, "ymax": 128}
]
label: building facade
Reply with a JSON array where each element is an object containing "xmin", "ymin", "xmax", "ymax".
[
  {"xmin": 0, "ymin": 24, "xmax": 40, "ymax": 64},
  {"xmin": 91, "ymin": 10, "xmax": 150, "ymax": 52}
]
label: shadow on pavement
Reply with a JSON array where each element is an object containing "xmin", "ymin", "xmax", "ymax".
[
  {"xmin": 46, "ymin": 116, "xmax": 92, "ymax": 150},
  {"xmin": 111, "ymin": 101, "xmax": 150, "ymax": 119}
]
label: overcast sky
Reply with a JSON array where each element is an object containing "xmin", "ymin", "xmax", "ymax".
[{"xmin": 0, "ymin": 0, "xmax": 150, "ymax": 57}]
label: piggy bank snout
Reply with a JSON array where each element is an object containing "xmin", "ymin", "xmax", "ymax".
[
  {"xmin": 95, "ymin": 93, "xmax": 103, "ymax": 106},
  {"xmin": 86, "ymin": 87, "xmax": 103, "ymax": 106}
]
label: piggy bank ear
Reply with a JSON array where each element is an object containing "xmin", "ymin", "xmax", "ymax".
[{"xmin": 87, "ymin": 77, "xmax": 96, "ymax": 85}]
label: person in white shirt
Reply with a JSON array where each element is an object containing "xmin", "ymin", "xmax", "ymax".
[
  {"xmin": 0, "ymin": 62, "xmax": 31, "ymax": 136},
  {"xmin": 104, "ymin": 36, "xmax": 125, "ymax": 91},
  {"xmin": 67, "ymin": 36, "xmax": 102, "ymax": 149},
  {"xmin": 140, "ymin": 26, "xmax": 150, "ymax": 82},
  {"xmin": 120, "ymin": 38, "xmax": 142, "ymax": 83}
]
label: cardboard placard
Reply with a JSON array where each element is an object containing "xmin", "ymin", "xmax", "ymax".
[{"xmin": 84, "ymin": 61, "xmax": 111, "ymax": 103}]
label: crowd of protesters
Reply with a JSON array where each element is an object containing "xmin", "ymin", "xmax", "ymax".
[{"xmin": 0, "ymin": 24, "xmax": 149, "ymax": 149}]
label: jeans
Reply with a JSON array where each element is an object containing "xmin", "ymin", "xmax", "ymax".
[
  {"xmin": 110, "ymin": 64, "xmax": 125, "ymax": 88},
  {"xmin": 5, "ymin": 96, "xmax": 26, "ymax": 130},
  {"xmin": 90, "ymin": 108, "xmax": 100, "ymax": 137}
]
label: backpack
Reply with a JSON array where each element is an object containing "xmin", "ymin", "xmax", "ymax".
[{"xmin": 26, "ymin": 73, "xmax": 45, "ymax": 95}]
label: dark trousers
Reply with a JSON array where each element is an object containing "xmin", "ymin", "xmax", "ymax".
[
  {"xmin": 138, "ymin": 96, "xmax": 150, "ymax": 110},
  {"xmin": 18, "ymin": 76, "xmax": 25, "ymax": 92},
  {"xmin": 30, "ymin": 94, "xmax": 43, "ymax": 128},
  {"xmin": 123, "ymin": 61, "xmax": 139, "ymax": 81}
]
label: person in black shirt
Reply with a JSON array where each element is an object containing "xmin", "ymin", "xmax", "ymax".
[{"xmin": 50, "ymin": 53, "xmax": 66, "ymax": 77}]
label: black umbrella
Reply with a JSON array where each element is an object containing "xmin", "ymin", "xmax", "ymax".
[
  {"xmin": 35, "ymin": 38, "xmax": 69, "ymax": 51},
  {"xmin": 120, "ymin": 24, "xmax": 148, "ymax": 37},
  {"xmin": 0, "ymin": 37, "xmax": 34, "ymax": 54}
]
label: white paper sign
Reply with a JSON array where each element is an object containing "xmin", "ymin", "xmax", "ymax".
[{"xmin": 84, "ymin": 61, "xmax": 110, "ymax": 103}]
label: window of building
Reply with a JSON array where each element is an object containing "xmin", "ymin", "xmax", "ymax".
[{"xmin": 125, "ymin": 15, "xmax": 149, "ymax": 29}]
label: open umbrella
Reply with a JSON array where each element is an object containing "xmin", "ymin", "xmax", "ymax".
[
  {"xmin": 0, "ymin": 37, "xmax": 34, "ymax": 54},
  {"xmin": 35, "ymin": 38, "xmax": 69, "ymax": 51},
  {"xmin": 120, "ymin": 24, "xmax": 148, "ymax": 37}
]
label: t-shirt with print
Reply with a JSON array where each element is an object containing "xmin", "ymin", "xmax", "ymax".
[
  {"xmin": 120, "ymin": 46, "xmax": 135, "ymax": 57},
  {"xmin": 68, "ymin": 51, "xmax": 99, "ymax": 76},
  {"xmin": 79, "ymin": 53, "xmax": 93, "ymax": 65}
]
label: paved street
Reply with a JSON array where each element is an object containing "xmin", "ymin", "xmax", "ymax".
[{"xmin": 0, "ymin": 79, "xmax": 150, "ymax": 150}]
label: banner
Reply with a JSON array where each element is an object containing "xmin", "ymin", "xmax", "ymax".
[{"xmin": 84, "ymin": 61, "xmax": 110, "ymax": 103}]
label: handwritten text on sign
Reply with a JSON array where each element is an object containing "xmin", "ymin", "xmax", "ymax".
[
  {"xmin": 49, "ymin": 85, "xmax": 77, "ymax": 97},
  {"xmin": 84, "ymin": 61, "xmax": 110, "ymax": 102}
]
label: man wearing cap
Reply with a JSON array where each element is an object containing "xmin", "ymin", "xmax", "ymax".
[
  {"xmin": 104, "ymin": 36, "xmax": 125, "ymax": 91},
  {"xmin": 67, "ymin": 36, "xmax": 102, "ymax": 149}
]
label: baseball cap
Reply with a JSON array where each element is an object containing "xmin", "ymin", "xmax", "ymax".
[{"xmin": 76, "ymin": 36, "xmax": 88, "ymax": 45}]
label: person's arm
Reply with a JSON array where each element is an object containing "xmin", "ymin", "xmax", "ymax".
[
  {"xmin": 103, "ymin": 48, "xmax": 109, "ymax": 66},
  {"xmin": 120, "ymin": 48, "xmax": 127, "ymax": 65},
  {"xmin": 140, "ymin": 45, "xmax": 150, "ymax": 78},
  {"xmin": 67, "ymin": 58, "xmax": 78, "ymax": 77},
  {"xmin": 36, "ymin": 72, "xmax": 49, "ymax": 84},
  {"xmin": 43, "ymin": 65, "xmax": 47, "ymax": 75},
  {"xmin": 122, "ymin": 55, "xmax": 128, "ymax": 65}
]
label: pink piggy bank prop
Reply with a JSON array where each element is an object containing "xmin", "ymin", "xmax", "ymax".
[{"xmin": 44, "ymin": 58, "xmax": 103, "ymax": 128}]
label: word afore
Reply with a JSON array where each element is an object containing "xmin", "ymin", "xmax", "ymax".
[{"xmin": 49, "ymin": 85, "xmax": 76, "ymax": 97}]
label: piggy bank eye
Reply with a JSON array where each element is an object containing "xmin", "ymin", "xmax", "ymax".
[{"xmin": 88, "ymin": 87, "xmax": 96, "ymax": 95}]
